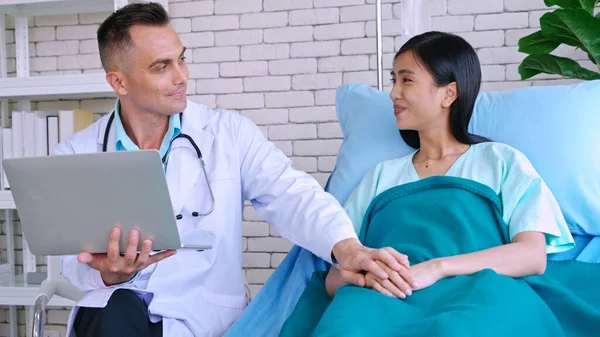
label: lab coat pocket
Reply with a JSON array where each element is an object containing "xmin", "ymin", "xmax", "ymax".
[
  {"xmin": 200, "ymin": 288, "xmax": 247, "ymax": 309},
  {"xmin": 198, "ymin": 288, "xmax": 247, "ymax": 336}
]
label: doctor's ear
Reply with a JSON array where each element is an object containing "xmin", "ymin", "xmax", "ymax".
[
  {"xmin": 106, "ymin": 72, "xmax": 129, "ymax": 96},
  {"xmin": 441, "ymin": 82, "xmax": 458, "ymax": 109}
]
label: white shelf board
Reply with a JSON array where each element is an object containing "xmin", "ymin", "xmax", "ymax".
[
  {"xmin": 0, "ymin": 274, "xmax": 76, "ymax": 306},
  {"xmin": 0, "ymin": 0, "xmax": 115, "ymax": 16},
  {"xmin": 0, "ymin": 190, "xmax": 15, "ymax": 209},
  {"xmin": 0, "ymin": 73, "xmax": 115, "ymax": 100}
]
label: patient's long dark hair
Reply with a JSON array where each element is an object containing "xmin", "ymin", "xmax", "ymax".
[{"xmin": 395, "ymin": 31, "xmax": 489, "ymax": 149}]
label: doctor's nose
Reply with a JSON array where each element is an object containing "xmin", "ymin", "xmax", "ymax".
[{"xmin": 173, "ymin": 63, "xmax": 189, "ymax": 86}]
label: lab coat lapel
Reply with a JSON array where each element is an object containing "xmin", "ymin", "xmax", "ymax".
[
  {"xmin": 96, "ymin": 112, "xmax": 116, "ymax": 152},
  {"xmin": 165, "ymin": 102, "xmax": 215, "ymax": 215}
]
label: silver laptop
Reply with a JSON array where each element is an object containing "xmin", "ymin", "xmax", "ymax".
[{"xmin": 2, "ymin": 150, "xmax": 212, "ymax": 256}]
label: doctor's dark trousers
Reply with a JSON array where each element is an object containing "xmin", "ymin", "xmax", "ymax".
[{"xmin": 73, "ymin": 289, "xmax": 163, "ymax": 337}]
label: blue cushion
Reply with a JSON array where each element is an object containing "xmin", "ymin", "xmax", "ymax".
[
  {"xmin": 328, "ymin": 81, "xmax": 600, "ymax": 236},
  {"xmin": 327, "ymin": 84, "xmax": 414, "ymax": 205}
]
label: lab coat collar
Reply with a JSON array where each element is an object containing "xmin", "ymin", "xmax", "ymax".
[
  {"xmin": 97, "ymin": 113, "xmax": 115, "ymax": 151},
  {"xmin": 97, "ymin": 99, "xmax": 213, "ymax": 148}
]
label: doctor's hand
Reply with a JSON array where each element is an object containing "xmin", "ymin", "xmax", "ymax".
[
  {"xmin": 331, "ymin": 238, "xmax": 410, "ymax": 288},
  {"xmin": 78, "ymin": 227, "xmax": 177, "ymax": 286},
  {"xmin": 365, "ymin": 260, "xmax": 416, "ymax": 299}
]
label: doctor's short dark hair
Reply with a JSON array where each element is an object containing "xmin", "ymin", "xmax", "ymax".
[{"xmin": 97, "ymin": 2, "xmax": 170, "ymax": 72}]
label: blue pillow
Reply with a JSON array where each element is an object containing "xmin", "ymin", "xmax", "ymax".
[
  {"xmin": 328, "ymin": 81, "xmax": 600, "ymax": 236},
  {"xmin": 327, "ymin": 84, "xmax": 414, "ymax": 205}
]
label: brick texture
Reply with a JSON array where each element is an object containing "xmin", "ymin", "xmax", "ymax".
[{"xmin": 2, "ymin": 1, "xmax": 586, "ymax": 335}]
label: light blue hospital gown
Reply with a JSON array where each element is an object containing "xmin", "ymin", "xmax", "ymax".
[{"xmin": 343, "ymin": 141, "xmax": 575, "ymax": 253}]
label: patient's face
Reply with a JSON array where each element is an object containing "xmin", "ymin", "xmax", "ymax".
[{"xmin": 389, "ymin": 51, "xmax": 448, "ymax": 131}]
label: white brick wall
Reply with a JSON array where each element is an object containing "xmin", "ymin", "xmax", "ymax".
[
  {"xmin": 2, "ymin": 0, "xmax": 594, "ymax": 335},
  {"xmin": 448, "ymin": 0, "xmax": 503, "ymax": 14}
]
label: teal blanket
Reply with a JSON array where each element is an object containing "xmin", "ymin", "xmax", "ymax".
[{"xmin": 280, "ymin": 177, "xmax": 600, "ymax": 337}]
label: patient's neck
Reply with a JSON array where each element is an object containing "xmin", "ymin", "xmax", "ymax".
[
  {"xmin": 416, "ymin": 127, "xmax": 468, "ymax": 161},
  {"xmin": 119, "ymin": 101, "xmax": 168, "ymax": 151}
]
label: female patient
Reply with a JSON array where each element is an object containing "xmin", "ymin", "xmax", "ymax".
[
  {"xmin": 278, "ymin": 31, "xmax": 595, "ymax": 337},
  {"xmin": 325, "ymin": 31, "xmax": 575, "ymax": 299}
]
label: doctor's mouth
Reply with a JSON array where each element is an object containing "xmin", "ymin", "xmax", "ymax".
[{"xmin": 168, "ymin": 88, "xmax": 186, "ymax": 100}]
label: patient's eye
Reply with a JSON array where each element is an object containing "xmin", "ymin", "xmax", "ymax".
[
  {"xmin": 403, "ymin": 78, "xmax": 412, "ymax": 83},
  {"xmin": 390, "ymin": 77, "xmax": 396, "ymax": 84}
]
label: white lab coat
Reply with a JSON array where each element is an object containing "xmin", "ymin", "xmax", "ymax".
[{"xmin": 54, "ymin": 100, "xmax": 357, "ymax": 337}]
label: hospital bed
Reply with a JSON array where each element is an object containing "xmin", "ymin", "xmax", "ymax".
[
  {"xmin": 31, "ymin": 0, "xmax": 600, "ymax": 336},
  {"xmin": 221, "ymin": 1, "xmax": 600, "ymax": 336}
]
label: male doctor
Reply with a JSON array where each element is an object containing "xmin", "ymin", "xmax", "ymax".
[{"xmin": 55, "ymin": 3, "xmax": 409, "ymax": 337}]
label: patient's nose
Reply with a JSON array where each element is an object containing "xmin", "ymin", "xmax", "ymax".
[{"xmin": 390, "ymin": 85, "xmax": 402, "ymax": 101}]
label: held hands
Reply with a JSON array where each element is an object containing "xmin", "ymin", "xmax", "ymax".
[
  {"xmin": 77, "ymin": 227, "xmax": 177, "ymax": 286},
  {"xmin": 366, "ymin": 258, "xmax": 446, "ymax": 298},
  {"xmin": 365, "ymin": 260, "xmax": 415, "ymax": 299},
  {"xmin": 331, "ymin": 238, "xmax": 411, "ymax": 288}
]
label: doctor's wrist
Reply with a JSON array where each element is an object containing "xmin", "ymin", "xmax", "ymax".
[
  {"xmin": 331, "ymin": 238, "xmax": 361, "ymax": 265},
  {"xmin": 100, "ymin": 270, "xmax": 139, "ymax": 287}
]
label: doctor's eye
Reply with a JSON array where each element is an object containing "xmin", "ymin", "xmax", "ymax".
[{"xmin": 155, "ymin": 64, "xmax": 168, "ymax": 72}]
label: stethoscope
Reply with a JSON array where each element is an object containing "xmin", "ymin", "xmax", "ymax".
[{"xmin": 103, "ymin": 111, "xmax": 216, "ymax": 218}]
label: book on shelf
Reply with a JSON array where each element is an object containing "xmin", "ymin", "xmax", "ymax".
[
  {"xmin": 1, "ymin": 109, "xmax": 95, "ymax": 189},
  {"xmin": 58, "ymin": 109, "xmax": 95, "ymax": 142}
]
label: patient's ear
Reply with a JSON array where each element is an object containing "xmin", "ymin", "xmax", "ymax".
[{"xmin": 441, "ymin": 82, "xmax": 458, "ymax": 108}]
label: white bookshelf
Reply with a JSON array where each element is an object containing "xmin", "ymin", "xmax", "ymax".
[
  {"xmin": 0, "ymin": 0, "xmax": 116, "ymax": 16},
  {"xmin": 0, "ymin": 73, "xmax": 115, "ymax": 100},
  {"xmin": 0, "ymin": 1, "xmax": 169, "ymax": 336}
]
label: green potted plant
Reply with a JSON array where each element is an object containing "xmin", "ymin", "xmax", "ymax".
[{"xmin": 517, "ymin": 0, "xmax": 600, "ymax": 80}]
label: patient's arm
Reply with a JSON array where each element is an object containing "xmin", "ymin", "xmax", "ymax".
[
  {"xmin": 325, "ymin": 267, "xmax": 344, "ymax": 297},
  {"xmin": 439, "ymin": 231, "xmax": 547, "ymax": 278},
  {"xmin": 364, "ymin": 232, "xmax": 547, "ymax": 294}
]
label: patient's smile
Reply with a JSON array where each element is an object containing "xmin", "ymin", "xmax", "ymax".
[{"xmin": 394, "ymin": 105, "xmax": 407, "ymax": 116}]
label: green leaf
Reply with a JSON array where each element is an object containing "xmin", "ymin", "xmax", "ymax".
[
  {"xmin": 540, "ymin": 8, "xmax": 600, "ymax": 65},
  {"xmin": 544, "ymin": 0, "xmax": 598, "ymax": 13},
  {"xmin": 519, "ymin": 54, "xmax": 600, "ymax": 80},
  {"xmin": 518, "ymin": 30, "xmax": 561, "ymax": 54}
]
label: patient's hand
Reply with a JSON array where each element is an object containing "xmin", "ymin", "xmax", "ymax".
[
  {"xmin": 365, "ymin": 260, "xmax": 415, "ymax": 299},
  {"xmin": 408, "ymin": 259, "xmax": 445, "ymax": 291},
  {"xmin": 325, "ymin": 266, "xmax": 344, "ymax": 297}
]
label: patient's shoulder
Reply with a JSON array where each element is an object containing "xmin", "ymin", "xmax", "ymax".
[
  {"xmin": 358, "ymin": 152, "xmax": 418, "ymax": 192},
  {"xmin": 474, "ymin": 141, "xmax": 541, "ymax": 185},
  {"xmin": 373, "ymin": 152, "xmax": 416, "ymax": 173},
  {"xmin": 475, "ymin": 142, "xmax": 535, "ymax": 169}
]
